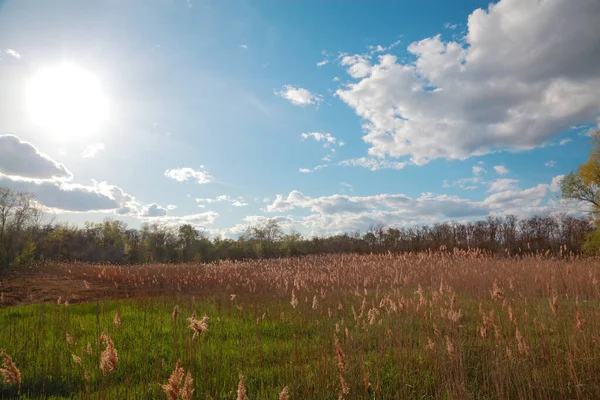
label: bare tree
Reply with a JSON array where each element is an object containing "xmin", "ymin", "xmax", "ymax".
[{"xmin": 0, "ymin": 187, "xmax": 42, "ymax": 273}]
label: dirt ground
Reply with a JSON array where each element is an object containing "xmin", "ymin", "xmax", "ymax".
[{"xmin": 0, "ymin": 264, "xmax": 135, "ymax": 307}]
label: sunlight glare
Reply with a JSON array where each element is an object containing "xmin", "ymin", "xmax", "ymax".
[{"xmin": 26, "ymin": 63, "xmax": 108, "ymax": 140}]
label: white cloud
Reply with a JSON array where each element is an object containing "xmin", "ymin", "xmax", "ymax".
[
  {"xmin": 0, "ymin": 135, "xmax": 72, "ymax": 182},
  {"xmin": 0, "ymin": 135, "xmax": 176, "ymax": 218},
  {"xmin": 81, "ymin": 143, "xmax": 105, "ymax": 158},
  {"xmin": 317, "ymin": 60, "xmax": 328, "ymax": 67},
  {"xmin": 260, "ymin": 175, "xmax": 573, "ymax": 236},
  {"xmin": 493, "ymin": 165, "xmax": 509, "ymax": 175},
  {"xmin": 559, "ymin": 138, "xmax": 572, "ymax": 146},
  {"xmin": 239, "ymin": 44, "xmax": 248, "ymax": 50},
  {"xmin": 141, "ymin": 203, "xmax": 168, "ymax": 217},
  {"xmin": 337, "ymin": 157, "xmax": 408, "ymax": 171},
  {"xmin": 195, "ymin": 195, "xmax": 248, "ymax": 207},
  {"xmin": 472, "ymin": 165, "xmax": 486, "ymax": 175},
  {"xmin": 165, "ymin": 167, "xmax": 213, "ymax": 184},
  {"xmin": 274, "ymin": 85, "xmax": 323, "ymax": 106},
  {"xmin": 5, "ymin": 49, "xmax": 21, "ymax": 59},
  {"xmin": 545, "ymin": 160, "xmax": 557, "ymax": 167},
  {"xmin": 0, "ymin": 177, "xmax": 119, "ymax": 213},
  {"xmin": 266, "ymin": 189, "xmax": 489, "ymax": 218},
  {"xmin": 443, "ymin": 177, "xmax": 481, "ymax": 190},
  {"xmin": 301, "ymin": 132, "xmax": 344, "ymax": 147},
  {"xmin": 298, "ymin": 164, "xmax": 328, "ymax": 173},
  {"xmin": 337, "ymin": 0, "xmax": 600, "ymax": 165},
  {"xmin": 488, "ymin": 178, "xmax": 519, "ymax": 192},
  {"xmin": 444, "ymin": 23, "xmax": 458, "ymax": 30},
  {"xmin": 340, "ymin": 54, "xmax": 372, "ymax": 78},
  {"xmin": 142, "ymin": 211, "xmax": 219, "ymax": 229}
]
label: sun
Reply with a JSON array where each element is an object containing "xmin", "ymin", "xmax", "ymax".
[{"xmin": 26, "ymin": 63, "xmax": 108, "ymax": 140}]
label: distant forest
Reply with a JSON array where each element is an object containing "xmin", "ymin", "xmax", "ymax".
[{"xmin": 0, "ymin": 186, "xmax": 592, "ymax": 273}]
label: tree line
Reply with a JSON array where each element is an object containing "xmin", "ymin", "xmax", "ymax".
[{"xmin": 0, "ymin": 184, "xmax": 593, "ymax": 274}]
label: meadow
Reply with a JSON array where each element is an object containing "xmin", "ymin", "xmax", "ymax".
[{"xmin": 1, "ymin": 250, "xmax": 600, "ymax": 399}]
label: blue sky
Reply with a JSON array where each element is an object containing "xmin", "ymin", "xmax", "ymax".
[{"xmin": 0, "ymin": 0, "xmax": 598, "ymax": 237}]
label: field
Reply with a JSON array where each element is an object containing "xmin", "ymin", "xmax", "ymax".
[{"xmin": 1, "ymin": 251, "xmax": 600, "ymax": 399}]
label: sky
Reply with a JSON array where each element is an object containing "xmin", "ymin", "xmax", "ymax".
[{"xmin": 0, "ymin": 0, "xmax": 599, "ymax": 238}]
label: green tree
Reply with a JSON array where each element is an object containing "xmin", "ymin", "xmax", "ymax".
[
  {"xmin": 178, "ymin": 224, "xmax": 200, "ymax": 262},
  {"xmin": 561, "ymin": 132, "xmax": 600, "ymax": 215},
  {"xmin": 561, "ymin": 131, "xmax": 600, "ymax": 253}
]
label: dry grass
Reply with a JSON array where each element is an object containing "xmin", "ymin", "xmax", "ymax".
[{"xmin": 1, "ymin": 250, "xmax": 600, "ymax": 398}]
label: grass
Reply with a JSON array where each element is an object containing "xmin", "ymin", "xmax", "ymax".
[{"xmin": 1, "ymin": 251, "xmax": 600, "ymax": 399}]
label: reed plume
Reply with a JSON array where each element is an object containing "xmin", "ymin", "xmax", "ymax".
[
  {"xmin": 237, "ymin": 372, "xmax": 249, "ymax": 400},
  {"xmin": 161, "ymin": 361, "xmax": 185, "ymax": 400},
  {"xmin": 279, "ymin": 386, "xmax": 290, "ymax": 400},
  {"xmin": 114, "ymin": 312, "xmax": 121, "ymax": 328},
  {"xmin": 187, "ymin": 315, "xmax": 209, "ymax": 340},
  {"xmin": 99, "ymin": 333, "xmax": 118, "ymax": 375},
  {"xmin": 0, "ymin": 349, "xmax": 21, "ymax": 390}
]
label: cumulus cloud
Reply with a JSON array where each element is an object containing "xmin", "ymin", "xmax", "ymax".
[
  {"xmin": 472, "ymin": 165, "xmax": 486, "ymax": 175},
  {"xmin": 165, "ymin": 167, "xmax": 213, "ymax": 184},
  {"xmin": 142, "ymin": 211, "xmax": 219, "ymax": 229},
  {"xmin": 0, "ymin": 177, "xmax": 119, "ymax": 212},
  {"xmin": 260, "ymin": 175, "xmax": 573, "ymax": 236},
  {"xmin": 141, "ymin": 203, "xmax": 168, "ymax": 217},
  {"xmin": 298, "ymin": 165, "xmax": 327, "ymax": 173},
  {"xmin": 443, "ymin": 177, "xmax": 481, "ymax": 190},
  {"xmin": 0, "ymin": 135, "xmax": 72, "ymax": 181},
  {"xmin": 337, "ymin": 157, "xmax": 408, "ymax": 171},
  {"xmin": 340, "ymin": 54, "xmax": 372, "ymax": 78},
  {"xmin": 336, "ymin": 0, "xmax": 600, "ymax": 165},
  {"xmin": 274, "ymin": 85, "xmax": 323, "ymax": 106},
  {"xmin": 196, "ymin": 195, "xmax": 248, "ymax": 207},
  {"xmin": 545, "ymin": 160, "xmax": 557, "ymax": 167},
  {"xmin": 301, "ymin": 132, "xmax": 344, "ymax": 147},
  {"xmin": 488, "ymin": 178, "xmax": 519, "ymax": 192},
  {"xmin": 493, "ymin": 165, "xmax": 509, "ymax": 175},
  {"xmin": 266, "ymin": 190, "xmax": 489, "ymax": 218},
  {"xmin": 0, "ymin": 135, "xmax": 179, "ymax": 219},
  {"xmin": 81, "ymin": 143, "xmax": 105, "ymax": 158}
]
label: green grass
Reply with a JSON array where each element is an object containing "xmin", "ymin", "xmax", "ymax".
[{"xmin": 2, "ymin": 291, "xmax": 600, "ymax": 399}]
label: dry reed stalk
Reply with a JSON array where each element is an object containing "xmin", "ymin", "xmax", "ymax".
[
  {"xmin": 550, "ymin": 292, "xmax": 558, "ymax": 316},
  {"xmin": 237, "ymin": 372, "xmax": 249, "ymax": 400},
  {"xmin": 0, "ymin": 349, "xmax": 21, "ymax": 390},
  {"xmin": 72, "ymin": 353, "xmax": 82, "ymax": 365},
  {"xmin": 172, "ymin": 305, "xmax": 179, "ymax": 321},
  {"xmin": 576, "ymin": 310, "xmax": 585, "ymax": 332},
  {"xmin": 445, "ymin": 336, "xmax": 455, "ymax": 359},
  {"xmin": 334, "ymin": 332, "xmax": 349, "ymax": 398},
  {"xmin": 114, "ymin": 312, "xmax": 121, "ymax": 328},
  {"xmin": 515, "ymin": 328, "xmax": 529, "ymax": 356}
]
